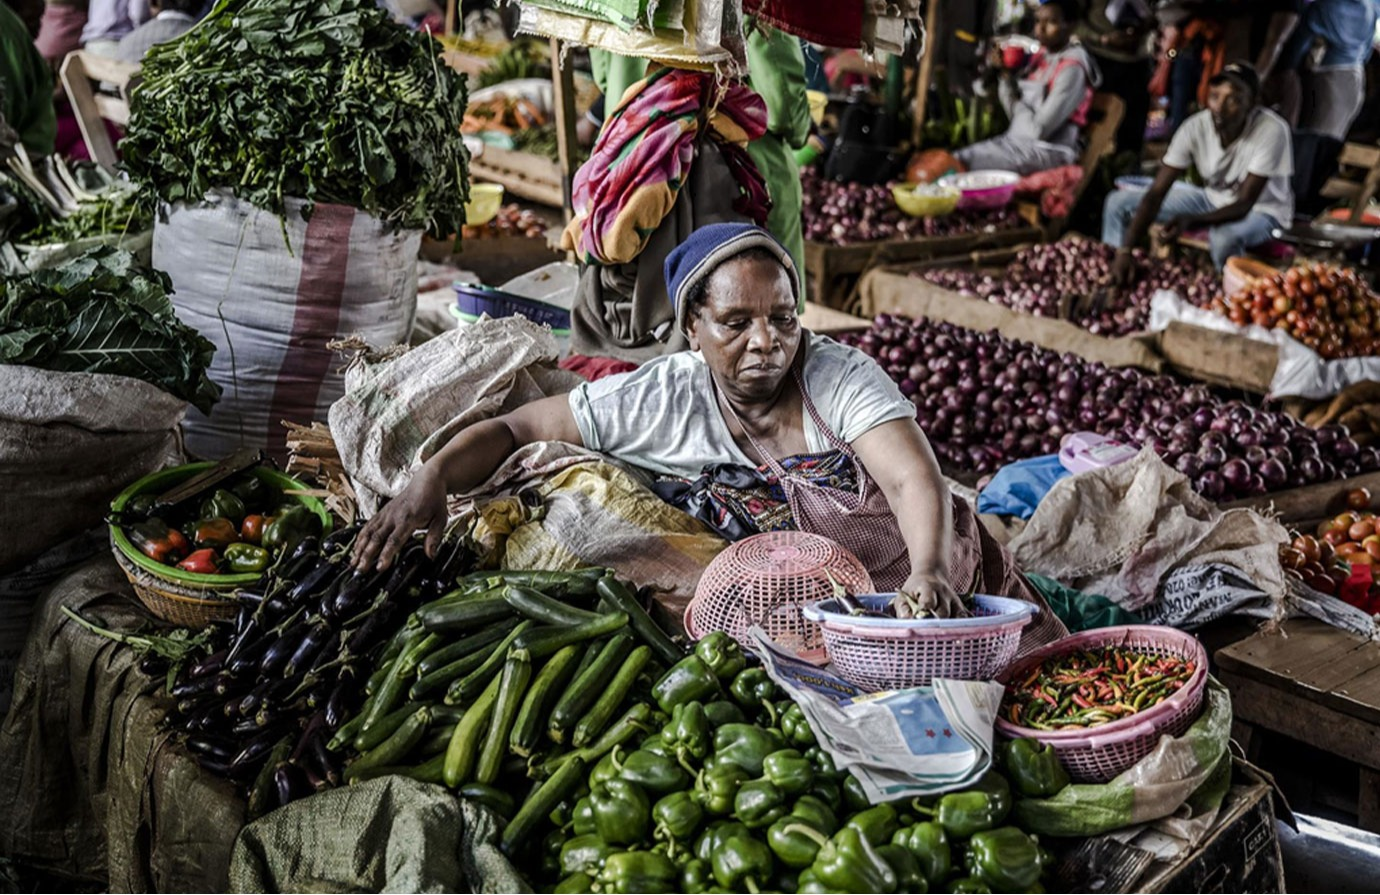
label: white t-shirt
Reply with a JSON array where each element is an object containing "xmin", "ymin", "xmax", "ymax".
[
  {"xmin": 1162, "ymin": 108, "xmax": 1295, "ymax": 225},
  {"xmin": 568, "ymin": 333, "xmax": 916, "ymax": 479}
]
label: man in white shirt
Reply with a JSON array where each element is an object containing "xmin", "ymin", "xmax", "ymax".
[
  {"xmin": 114, "ymin": 0, "xmax": 197, "ymax": 64},
  {"xmin": 1103, "ymin": 62, "xmax": 1295, "ymax": 275}
]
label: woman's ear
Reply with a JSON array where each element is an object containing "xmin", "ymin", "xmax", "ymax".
[{"xmin": 685, "ymin": 313, "xmax": 701, "ymax": 351}]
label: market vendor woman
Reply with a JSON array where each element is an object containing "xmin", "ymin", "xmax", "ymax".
[{"xmin": 354, "ymin": 223, "xmax": 1064, "ymax": 645}]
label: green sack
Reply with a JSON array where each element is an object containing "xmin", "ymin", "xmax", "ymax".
[
  {"xmin": 1012, "ymin": 677, "xmax": 1232, "ymax": 838},
  {"xmin": 1025, "ymin": 573, "xmax": 1144, "ymax": 633}
]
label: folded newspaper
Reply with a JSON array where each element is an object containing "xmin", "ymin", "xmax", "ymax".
[{"xmin": 749, "ymin": 628, "xmax": 1006, "ymax": 802}]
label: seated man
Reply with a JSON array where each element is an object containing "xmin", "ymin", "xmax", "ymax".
[
  {"xmin": 1105, "ymin": 61, "xmax": 1294, "ymax": 277},
  {"xmin": 115, "ymin": 0, "xmax": 199, "ymax": 65},
  {"xmin": 956, "ymin": 0, "xmax": 1101, "ymax": 176}
]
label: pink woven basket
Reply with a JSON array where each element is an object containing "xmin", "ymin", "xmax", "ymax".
[{"xmin": 995, "ymin": 626, "xmax": 1209, "ymax": 783}]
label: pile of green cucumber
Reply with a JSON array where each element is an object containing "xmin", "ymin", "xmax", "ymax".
[{"xmin": 327, "ymin": 567, "xmax": 685, "ymax": 819}]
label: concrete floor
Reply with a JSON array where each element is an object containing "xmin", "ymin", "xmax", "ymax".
[{"xmin": 1279, "ymin": 814, "xmax": 1380, "ymax": 893}]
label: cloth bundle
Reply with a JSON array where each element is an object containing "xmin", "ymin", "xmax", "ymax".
[
  {"xmin": 560, "ymin": 66, "xmax": 770, "ymax": 267},
  {"xmin": 1016, "ymin": 163, "xmax": 1084, "ymax": 219},
  {"xmin": 519, "ymin": 0, "xmax": 743, "ymax": 71}
]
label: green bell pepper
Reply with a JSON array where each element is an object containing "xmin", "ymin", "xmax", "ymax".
[
  {"xmin": 681, "ymin": 857, "xmax": 715, "ymax": 894},
  {"xmin": 780, "ymin": 703, "xmax": 816, "ymax": 747},
  {"xmin": 572, "ymin": 797, "xmax": 596, "ymax": 836},
  {"xmin": 228, "ymin": 475, "xmax": 272, "ymax": 512},
  {"xmin": 877, "ymin": 843, "xmax": 928, "ymax": 893},
  {"xmin": 927, "ymin": 790, "xmax": 1004, "ymax": 840},
  {"xmin": 1000, "ymin": 738, "xmax": 1070, "ymax": 799},
  {"xmin": 712, "ymin": 724, "xmax": 785, "ymax": 777},
  {"xmin": 200, "ymin": 488, "xmax": 246, "ymax": 525},
  {"xmin": 973, "ymin": 770, "xmax": 1013, "ymax": 822},
  {"xmin": 598, "ymin": 850, "xmax": 678, "ymax": 894},
  {"xmin": 661, "ymin": 701, "xmax": 713, "ymax": 764},
  {"xmin": 846, "ymin": 804, "xmax": 900, "ymax": 847},
  {"xmin": 589, "ymin": 778, "xmax": 652, "ymax": 846},
  {"xmin": 735, "ymin": 778, "xmax": 788, "ymax": 828},
  {"xmin": 711, "ymin": 834, "xmax": 774, "ymax": 892},
  {"xmin": 808, "ymin": 825, "xmax": 898, "ymax": 894},
  {"xmin": 638, "ymin": 733, "xmax": 675, "ymax": 759},
  {"xmin": 261, "ymin": 505, "xmax": 320, "ymax": 556},
  {"xmin": 892, "ymin": 822, "xmax": 952, "ymax": 886},
  {"xmin": 694, "ymin": 820, "xmax": 751, "ymax": 862},
  {"xmin": 729, "ymin": 667, "xmax": 778, "ymax": 715},
  {"xmin": 616, "ymin": 748, "xmax": 691, "ymax": 795},
  {"xmin": 223, "ymin": 542, "xmax": 270, "ymax": 574},
  {"xmin": 843, "ymin": 773, "xmax": 872, "ymax": 812},
  {"xmin": 703, "ymin": 700, "xmax": 747, "ymax": 728},
  {"xmin": 652, "ymin": 655, "xmax": 721, "ymax": 713},
  {"xmin": 653, "ymin": 790, "xmax": 704, "ymax": 844},
  {"xmin": 694, "ymin": 631, "xmax": 747, "ymax": 682},
  {"xmin": 792, "ymin": 795, "xmax": 839, "ymax": 835},
  {"xmin": 554, "ymin": 873, "xmax": 595, "ymax": 894},
  {"xmin": 796, "ymin": 866, "xmax": 846, "ymax": 894},
  {"xmin": 590, "ymin": 750, "xmax": 622, "ymax": 788},
  {"xmin": 768, "ymin": 814, "xmax": 828, "ymax": 869},
  {"xmin": 559, "ymin": 833, "xmax": 616, "ymax": 876},
  {"xmin": 965, "ymin": 827, "xmax": 1044, "ymax": 892},
  {"xmin": 809, "ymin": 778, "xmax": 842, "ymax": 806},
  {"xmin": 805, "ymin": 746, "xmax": 840, "ymax": 779},
  {"xmin": 696, "ymin": 762, "xmax": 750, "ymax": 816},
  {"xmin": 763, "ymin": 748, "xmax": 815, "ymax": 796},
  {"xmin": 948, "ymin": 877, "xmax": 993, "ymax": 894}
]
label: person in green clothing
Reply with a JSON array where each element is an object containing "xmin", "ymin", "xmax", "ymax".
[
  {"xmin": 588, "ymin": 30, "xmax": 812, "ymax": 289},
  {"xmin": 0, "ymin": 0, "xmax": 55, "ymax": 157}
]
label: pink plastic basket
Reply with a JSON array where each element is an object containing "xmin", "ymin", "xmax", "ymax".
[
  {"xmin": 995, "ymin": 626, "xmax": 1209, "ymax": 783},
  {"xmin": 801, "ymin": 595, "xmax": 1036, "ymax": 691}
]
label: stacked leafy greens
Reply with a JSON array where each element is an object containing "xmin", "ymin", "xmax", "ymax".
[
  {"xmin": 2, "ymin": 173, "xmax": 151, "ymax": 245},
  {"xmin": 0, "ymin": 247, "xmax": 221, "ymax": 413},
  {"xmin": 122, "ymin": 0, "xmax": 470, "ymax": 235}
]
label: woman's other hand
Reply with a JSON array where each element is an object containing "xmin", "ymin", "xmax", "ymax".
[{"xmin": 351, "ymin": 466, "xmax": 448, "ymax": 571}]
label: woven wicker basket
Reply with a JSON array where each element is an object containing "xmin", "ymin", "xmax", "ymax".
[{"xmin": 112, "ymin": 537, "xmax": 239, "ymax": 627}]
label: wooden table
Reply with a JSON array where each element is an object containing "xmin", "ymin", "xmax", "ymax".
[{"xmin": 1216, "ymin": 618, "xmax": 1380, "ymax": 832}]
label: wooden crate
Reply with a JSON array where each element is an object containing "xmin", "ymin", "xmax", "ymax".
[
  {"xmin": 804, "ymin": 225, "xmax": 1042, "ymax": 313},
  {"xmin": 1150, "ymin": 322, "xmax": 1280, "ymax": 395},
  {"xmin": 469, "ymin": 146, "xmax": 565, "ymax": 209},
  {"xmin": 1220, "ymin": 469, "xmax": 1380, "ymax": 530}
]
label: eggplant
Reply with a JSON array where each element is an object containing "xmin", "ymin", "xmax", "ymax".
[
  {"xmin": 290, "ymin": 711, "xmax": 328, "ymax": 762},
  {"xmin": 225, "ymin": 617, "xmax": 263, "ymax": 667},
  {"xmin": 332, "ymin": 567, "xmax": 387, "ymax": 618},
  {"xmin": 138, "ymin": 655, "xmax": 169, "ymax": 678},
  {"xmin": 187, "ymin": 648, "xmax": 228, "ymax": 680},
  {"xmin": 185, "ymin": 734, "xmax": 237, "ymax": 763},
  {"xmin": 238, "ymin": 680, "xmax": 272, "ymax": 718},
  {"xmin": 322, "ymin": 524, "xmax": 362, "ymax": 553},
  {"xmin": 285, "ymin": 560, "xmax": 337, "ymax": 606},
  {"xmin": 343, "ymin": 602, "xmax": 398, "ymax": 656},
  {"xmin": 176, "ymin": 696, "xmax": 212, "ymax": 717},
  {"xmin": 189, "ymin": 701, "xmax": 231, "ymax": 732},
  {"xmin": 235, "ymin": 587, "xmax": 268, "ymax": 607},
  {"xmin": 323, "ymin": 675, "xmax": 354, "ymax": 729},
  {"xmin": 194, "ymin": 755, "xmax": 236, "ymax": 777},
  {"xmin": 310, "ymin": 733, "xmax": 341, "ymax": 787},
  {"xmin": 274, "ymin": 762, "xmax": 312, "ymax": 806},
  {"xmin": 283, "ymin": 622, "xmax": 336, "ymax": 680},
  {"xmin": 287, "ymin": 536, "xmax": 323, "ymax": 565},
  {"xmin": 274, "ymin": 553, "xmax": 319, "ymax": 590},
  {"xmin": 233, "ymin": 727, "xmax": 290, "ymax": 772},
  {"xmin": 260, "ymin": 621, "xmax": 309, "ymax": 678}
]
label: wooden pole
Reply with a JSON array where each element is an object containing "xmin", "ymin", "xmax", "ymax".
[
  {"xmin": 550, "ymin": 37, "xmax": 578, "ymax": 223},
  {"xmin": 445, "ymin": 0, "xmax": 458, "ymax": 36},
  {"xmin": 912, "ymin": 0, "xmax": 941, "ymax": 148}
]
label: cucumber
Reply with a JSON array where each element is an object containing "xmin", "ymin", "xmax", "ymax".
[
  {"xmin": 475, "ymin": 650, "xmax": 533, "ymax": 784},
  {"xmin": 500, "ymin": 757, "xmax": 587, "ymax": 856},
  {"xmin": 595, "ymin": 576, "xmax": 684, "ymax": 666},
  {"xmin": 547, "ymin": 632, "xmax": 635, "ymax": 745},
  {"xmin": 417, "ymin": 596, "xmax": 515, "ymax": 633},
  {"xmin": 416, "ymin": 618, "xmax": 521, "ymax": 676},
  {"xmin": 510, "ymin": 611, "xmax": 628, "ymax": 660},
  {"xmin": 510, "ymin": 644, "xmax": 582, "ymax": 758},
  {"xmin": 443, "ymin": 673, "xmax": 503, "ymax": 788},
  {"xmin": 345, "ymin": 706, "xmax": 430, "ymax": 782},
  {"xmin": 502, "ymin": 585, "xmax": 602, "ymax": 627},
  {"xmin": 571, "ymin": 645, "xmax": 651, "ymax": 748},
  {"xmin": 444, "ymin": 620, "xmax": 534, "ymax": 706}
]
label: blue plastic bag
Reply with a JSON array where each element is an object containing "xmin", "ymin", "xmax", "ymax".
[{"xmin": 976, "ymin": 454, "xmax": 1070, "ymax": 520}]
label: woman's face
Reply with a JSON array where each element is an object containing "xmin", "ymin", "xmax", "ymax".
[{"xmin": 686, "ymin": 255, "xmax": 801, "ymax": 402}]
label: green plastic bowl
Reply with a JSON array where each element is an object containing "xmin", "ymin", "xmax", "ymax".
[{"xmin": 109, "ymin": 462, "xmax": 333, "ymax": 588}]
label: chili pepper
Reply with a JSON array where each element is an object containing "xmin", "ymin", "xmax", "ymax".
[
  {"xmin": 127, "ymin": 519, "xmax": 190, "ymax": 564},
  {"xmin": 805, "ymin": 825, "xmax": 898, "ymax": 893},
  {"xmin": 598, "ymin": 850, "xmax": 678, "ymax": 894},
  {"xmin": 661, "ymin": 701, "xmax": 713, "ymax": 765},
  {"xmin": 877, "ymin": 843, "xmax": 927, "ymax": 892},
  {"xmin": 694, "ymin": 820, "xmax": 751, "ymax": 863},
  {"xmin": 681, "ymin": 857, "xmax": 714, "ymax": 894},
  {"xmin": 652, "ymin": 655, "xmax": 721, "ymax": 713},
  {"xmin": 653, "ymin": 790, "xmax": 704, "ymax": 846},
  {"xmin": 735, "ymin": 778, "xmax": 788, "ymax": 828},
  {"xmin": 712, "ymin": 724, "xmax": 785, "ymax": 777},
  {"xmin": 949, "ymin": 876, "xmax": 994, "ymax": 893},
  {"xmin": 200, "ymin": 489, "xmax": 246, "ymax": 525},
  {"xmin": 769, "ymin": 813, "xmax": 828, "ymax": 868},
  {"xmin": 892, "ymin": 822, "xmax": 951, "ymax": 886},
  {"xmin": 262, "ymin": 505, "xmax": 321, "ymax": 556},
  {"xmin": 1000, "ymin": 738, "xmax": 1071, "ymax": 799},
  {"xmin": 703, "ymin": 699, "xmax": 747, "ymax": 728},
  {"xmin": 694, "ymin": 631, "xmax": 747, "ymax": 682},
  {"xmin": 590, "ymin": 778, "xmax": 652, "ymax": 846},
  {"xmin": 965, "ymin": 826, "xmax": 1044, "ymax": 892},
  {"xmin": 696, "ymin": 762, "xmax": 750, "ymax": 816},
  {"xmin": 846, "ymin": 804, "xmax": 900, "ymax": 847},
  {"xmin": 729, "ymin": 667, "xmax": 778, "ymax": 715},
  {"xmin": 763, "ymin": 748, "xmax": 815, "ymax": 796},
  {"xmin": 177, "ymin": 548, "xmax": 220, "ymax": 574},
  {"xmin": 223, "ymin": 542, "xmax": 271, "ymax": 574},
  {"xmin": 792, "ymin": 794, "xmax": 839, "ymax": 835},
  {"xmin": 559, "ymin": 833, "xmax": 616, "ymax": 877},
  {"xmin": 780, "ymin": 703, "xmax": 817, "ymax": 747},
  {"xmin": 616, "ymin": 748, "xmax": 690, "ymax": 795},
  {"xmin": 712, "ymin": 834, "xmax": 773, "ymax": 893}
]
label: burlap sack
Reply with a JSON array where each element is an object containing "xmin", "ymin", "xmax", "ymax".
[
  {"xmin": 0, "ymin": 366, "xmax": 185, "ymax": 574},
  {"xmin": 1007, "ymin": 448, "xmax": 1289, "ymax": 613}
]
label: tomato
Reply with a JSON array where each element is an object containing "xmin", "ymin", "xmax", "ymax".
[
  {"xmin": 1325, "ymin": 528, "xmax": 1351, "ymax": 547},
  {"xmin": 1348, "ymin": 488, "xmax": 1373, "ymax": 512},
  {"xmin": 1295, "ymin": 535, "xmax": 1322, "ymax": 564},
  {"xmin": 1319, "ymin": 540, "xmax": 1336, "ymax": 565},
  {"xmin": 1350, "ymin": 520, "xmax": 1376, "ymax": 541}
]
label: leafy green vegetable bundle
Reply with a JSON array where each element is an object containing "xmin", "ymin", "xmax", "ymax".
[
  {"xmin": 0, "ymin": 247, "xmax": 221, "ymax": 413},
  {"xmin": 122, "ymin": 0, "xmax": 470, "ymax": 235}
]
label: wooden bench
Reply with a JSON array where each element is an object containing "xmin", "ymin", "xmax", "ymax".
[
  {"xmin": 1216, "ymin": 618, "xmax": 1380, "ymax": 832},
  {"xmin": 1319, "ymin": 142, "xmax": 1380, "ymax": 224}
]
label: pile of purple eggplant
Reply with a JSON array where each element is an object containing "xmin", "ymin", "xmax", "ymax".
[{"xmin": 163, "ymin": 525, "xmax": 476, "ymax": 817}]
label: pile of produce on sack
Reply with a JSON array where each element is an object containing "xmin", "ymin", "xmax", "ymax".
[
  {"xmin": 1205, "ymin": 262, "xmax": 1380, "ymax": 360},
  {"xmin": 839, "ymin": 314, "xmax": 1373, "ymax": 491},
  {"xmin": 801, "ymin": 168, "xmax": 1025, "ymax": 246},
  {"xmin": 918, "ymin": 242, "xmax": 1220, "ymax": 337}
]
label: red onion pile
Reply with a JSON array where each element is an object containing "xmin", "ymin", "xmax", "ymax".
[
  {"xmin": 801, "ymin": 168, "xmax": 1025, "ymax": 246},
  {"xmin": 839, "ymin": 314, "xmax": 1378, "ymax": 498},
  {"xmin": 918, "ymin": 242, "xmax": 1220, "ymax": 337}
]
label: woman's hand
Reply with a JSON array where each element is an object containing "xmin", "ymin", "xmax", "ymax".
[
  {"xmin": 896, "ymin": 569, "xmax": 965, "ymax": 619},
  {"xmin": 351, "ymin": 466, "xmax": 449, "ymax": 571}
]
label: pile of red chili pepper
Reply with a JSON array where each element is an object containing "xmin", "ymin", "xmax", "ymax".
[{"xmin": 1001, "ymin": 647, "xmax": 1195, "ymax": 730}]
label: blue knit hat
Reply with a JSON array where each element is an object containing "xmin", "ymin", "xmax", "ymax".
[{"xmin": 664, "ymin": 223, "xmax": 801, "ymax": 333}]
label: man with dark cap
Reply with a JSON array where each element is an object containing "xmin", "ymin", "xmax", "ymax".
[{"xmin": 1103, "ymin": 61, "xmax": 1294, "ymax": 275}]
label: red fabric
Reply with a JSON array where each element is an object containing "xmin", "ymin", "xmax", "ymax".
[
  {"xmin": 1029, "ymin": 53, "xmax": 1094, "ymax": 128},
  {"xmin": 744, "ymin": 0, "xmax": 862, "ymax": 49},
  {"xmin": 1016, "ymin": 164, "xmax": 1083, "ymax": 220},
  {"xmin": 560, "ymin": 354, "xmax": 639, "ymax": 381}
]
